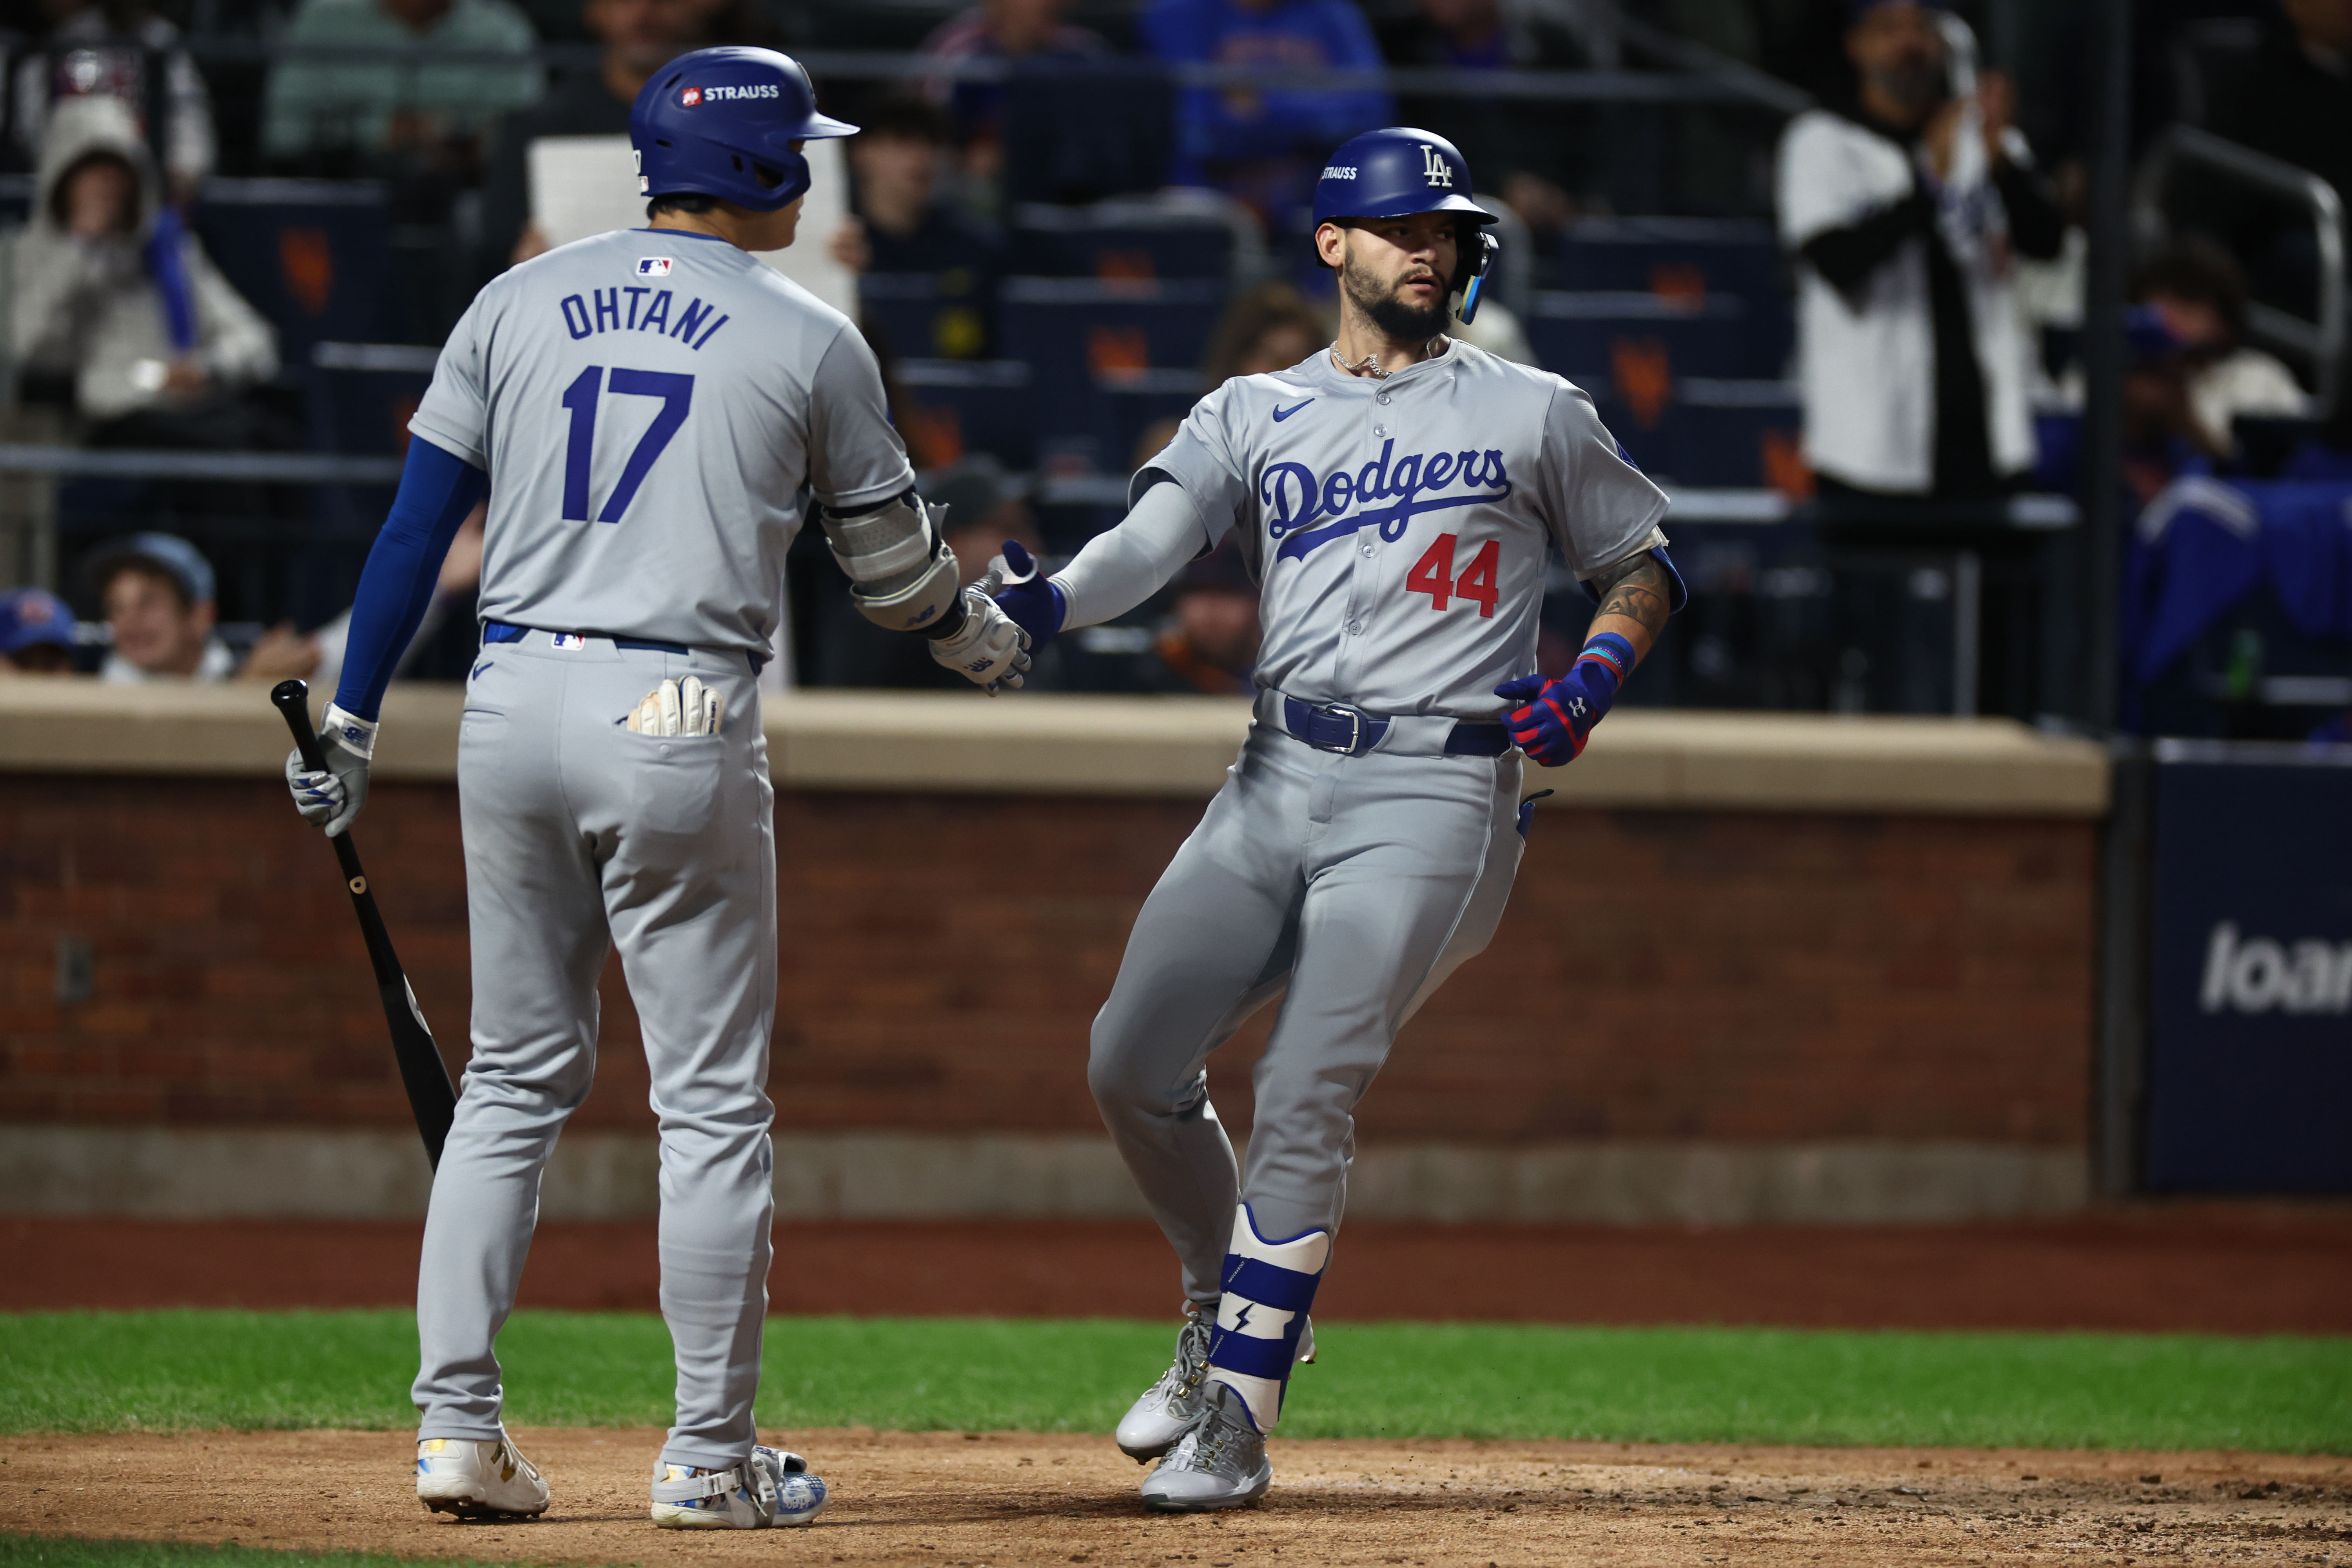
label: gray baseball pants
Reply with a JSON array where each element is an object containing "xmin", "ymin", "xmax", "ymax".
[
  {"xmin": 413, "ymin": 631, "xmax": 777, "ymax": 1473},
  {"xmin": 1088, "ymin": 724, "xmax": 1524, "ymax": 1301}
]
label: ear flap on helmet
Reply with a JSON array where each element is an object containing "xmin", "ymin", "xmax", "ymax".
[{"xmin": 1454, "ymin": 229, "xmax": 1499, "ymax": 325}]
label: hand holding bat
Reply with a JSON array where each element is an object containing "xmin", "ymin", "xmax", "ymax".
[{"xmin": 273, "ymin": 679, "xmax": 457, "ymax": 1166}]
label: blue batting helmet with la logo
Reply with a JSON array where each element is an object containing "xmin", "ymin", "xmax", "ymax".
[
  {"xmin": 1311, "ymin": 128, "xmax": 1497, "ymax": 229},
  {"xmin": 1311, "ymin": 127, "xmax": 1501, "ymax": 321}
]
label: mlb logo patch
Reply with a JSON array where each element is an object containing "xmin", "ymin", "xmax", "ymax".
[
  {"xmin": 549, "ymin": 633, "xmax": 587, "ymax": 651},
  {"xmin": 680, "ymin": 86, "xmax": 702, "ymax": 106},
  {"xmin": 637, "ymin": 257, "xmax": 672, "ymax": 277}
]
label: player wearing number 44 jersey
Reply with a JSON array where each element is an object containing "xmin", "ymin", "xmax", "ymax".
[
  {"xmin": 281, "ymin": 47, "xmax": 1028, "ymax": 1532},
  {"xmin": 991, "ymin": 127, "xmax": 1685, "ymax": 1512}
]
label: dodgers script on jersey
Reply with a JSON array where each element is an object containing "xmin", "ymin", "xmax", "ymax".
[
  {"xmin": 1135, "ymin": 339, "xmax": 1669, "ymax": 717},
  {"xmin": 409, "ymin": 227, "xmax": 913, "ymax": 655}
]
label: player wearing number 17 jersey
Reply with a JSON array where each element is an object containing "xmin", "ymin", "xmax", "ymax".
[
  {"xmin": 991, "ymin": 128, "xmax": 1686, "ymax": 1512},
  {"xmin": 279, "ymin": 47, "xmax": 1027, "ymax": 1533}
]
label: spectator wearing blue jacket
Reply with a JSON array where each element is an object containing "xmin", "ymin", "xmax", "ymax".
[{"xmin": 1143, "ymin": 0, "xmax": 1392, "ymax": 227}]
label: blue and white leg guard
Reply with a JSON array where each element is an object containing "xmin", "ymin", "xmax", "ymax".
[{"xmin": 1203, "ymin": 1205, "xmax": 1328, "ymax": 1434}]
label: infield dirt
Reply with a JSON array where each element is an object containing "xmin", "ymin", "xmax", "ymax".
[{"xmin": 4, "ymin": 1429, "xmax": 2346, "ymax": 1567}]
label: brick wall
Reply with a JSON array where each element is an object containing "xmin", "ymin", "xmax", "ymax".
[{"xmin": 0, "ymin": 776, "xmax": 2096, "ymax": 1147}]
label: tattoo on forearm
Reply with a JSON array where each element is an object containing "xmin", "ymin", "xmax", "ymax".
[{"xmin": 1591, "ymin": 559, "xmax": 1671, "ymax": 636}]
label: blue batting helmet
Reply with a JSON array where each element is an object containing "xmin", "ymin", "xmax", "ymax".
[
  {"xmin": 631, "ymin": 47, "xmax": 858, "ymax": 214},
  {"xmin": 1312, "ymin": 128, "xmax": 1496, "ymax": 229},
  {"xmin": 1312, "ymin": 128, "xmax": 1501, "ymax": 323}
]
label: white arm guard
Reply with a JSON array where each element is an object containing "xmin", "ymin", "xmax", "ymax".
[{"xmin": 819, "ymin": 490, "xmax": 964, "ymax": 635}]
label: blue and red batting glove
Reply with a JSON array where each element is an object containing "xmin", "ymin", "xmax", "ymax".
[
  {"xmin": 993, "ymin": 539, "xmax": 1065, "ymax": 650},
  {"xmin": 1495, "ymin": 632, "xmax": 1636, "ymax": 766}
]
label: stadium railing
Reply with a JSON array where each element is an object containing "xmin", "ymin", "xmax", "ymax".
[{"xmin": 2130, "ymin": 125, "xmax": 2346, "ymax": 414}]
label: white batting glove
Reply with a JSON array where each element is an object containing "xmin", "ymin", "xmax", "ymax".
[
  {"xmin": 625, "ymin": 676, "xmax": 722, "ymax": 735},
  {"xmin": 285, "ymin": 703, "xmax": 374, "ymax": 837},
  {"xmin": 929, "ymin": 570, "xmax": 1031, "ymax": 694}
]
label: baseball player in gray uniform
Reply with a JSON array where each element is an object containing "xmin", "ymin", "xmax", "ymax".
[
  {"xmin": 283, "ymin": 47, "xmax": 1027, "ymax": 1530},
  {"xmin": 994, "ymin": 128, "xmax": 1683, "ymax": 1511}
]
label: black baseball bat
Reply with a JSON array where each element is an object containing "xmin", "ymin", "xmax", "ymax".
[{"xmin": 273, "ymin": 679, "xmax": 458, "ymax": 1168}]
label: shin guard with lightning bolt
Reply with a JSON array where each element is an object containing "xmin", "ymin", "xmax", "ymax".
[{"xmin": 1203, "ymin": 1205, "xmax": 1328, "ymax": 1434}]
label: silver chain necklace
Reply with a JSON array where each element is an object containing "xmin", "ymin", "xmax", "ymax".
[{"xmin": 1330, "ymin": 337, "xmax": 1444, "ymax": 379}]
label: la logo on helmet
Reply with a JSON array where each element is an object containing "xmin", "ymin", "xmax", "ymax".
[{"xmin": 1421, "ymin": 144, "xmax": 1452, "ymax": 187}]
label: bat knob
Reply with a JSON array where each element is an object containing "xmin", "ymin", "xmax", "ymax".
[{"xmin": 270, "ymin": 679, "xmax": 310, "ymax": 713}]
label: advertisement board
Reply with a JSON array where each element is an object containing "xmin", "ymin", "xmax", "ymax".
[{"xmin": 2143, "ymin": 741, "xmax": 2352, "ymax": 1191}]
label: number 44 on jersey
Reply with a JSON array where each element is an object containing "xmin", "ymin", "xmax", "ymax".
[{"xmin": 1406, "ymin": 533, "xmax": 1499, "ymax": 618}]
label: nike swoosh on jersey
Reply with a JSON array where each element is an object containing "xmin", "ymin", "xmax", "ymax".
[{"xmin": 1271, "ymin": 399, "xmax": 1315, "ymax": 422}]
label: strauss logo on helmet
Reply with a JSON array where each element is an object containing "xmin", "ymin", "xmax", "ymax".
[{"xmin": 680, "ymin": 86, "xmax": 701, "ymax": 105}]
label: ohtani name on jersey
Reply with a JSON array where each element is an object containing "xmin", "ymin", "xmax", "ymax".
[
  {"xmin": 1263, "ymin": 439, "xmax": 1511, "ymax": 562},
  {"xmin": 557, "ymin": 287, "xmax": 730, "ymax": 350}
]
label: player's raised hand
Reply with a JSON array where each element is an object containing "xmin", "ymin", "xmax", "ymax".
[
  {"xmin": 1495, "ymin": 633, "xmax": 1634, "ymax": 767},
  {"xmin": 991, "ymin": 540, "xmax": 1064, "ymax": 651},
  {"xmin": 929, "ymin": 566, "xmax": 1033, "ymax": 695}
]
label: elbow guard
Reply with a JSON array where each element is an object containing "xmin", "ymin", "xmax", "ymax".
[{"xmin": 820, "ymin": 490, "xmax": 964, "ymax": 636}]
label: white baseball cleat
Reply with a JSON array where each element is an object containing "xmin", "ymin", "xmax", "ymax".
[
  {"xmin": 1117, "ymin": 1307, "xmax": 1213, "ymax": 1462},
  {"xmin": 1117, "ymin": 1307, "xmax": 1314, "ymax": 1463},
  {"xmin": 415, "ymin": 1430, "xmax": 550, "ymax": 1519},
  {"xmin": 1140, "ymin": 1382, "xmax": 1272, "ymax": 1513},
  {"xmin": 650, "ymin": 1445, "xmax": 828, "ymax": 1528}
]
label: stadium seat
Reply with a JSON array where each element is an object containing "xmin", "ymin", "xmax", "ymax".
[
  {"xmin": 190, "ymin": 179, "xmax": 398, "ymax": 364},
  {"xmin": 1097, "ymin": 368, "xmax": 1205, "ymax": 470},
  {"xmin": 998, "ymin": 277, "xmax": 1225, "ymax": 454},
  {"xmin": 859, "ymin": 272, "xmax": 994, "ymax": 362},
  {"xmin": 1009, "ymin": 190, "xmax": 1263, "ymax": 283},
  {"xmin": 1555, "ymin": 216, "xmax": 1786, "ymax": 310},
  {"xmin": 305, "ymin": 341, "xmax": 438, "ymax": 456},
  {"xmin": 1530, "ymin": 290, "xmax": 1791, "ymax": 385},
  {"xmin": 1588, "ymin": 378, "xmax": 1804, "ymax": 492},
  {"xmin": 999, "ymin": 57, "xmax": 1176, "ymax": 206},
  {"xmin": 1671, "ymin": 379, "xmax": 1806, "ymax": 490},
  {"xmin": 895, "ymin": 359, "xmax": 1038, "ymax": 473}
]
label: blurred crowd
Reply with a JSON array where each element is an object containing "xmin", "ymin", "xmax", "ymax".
[{"xmin": 0, "ymin": 0, "xmax": 2346, "ymax": 735}]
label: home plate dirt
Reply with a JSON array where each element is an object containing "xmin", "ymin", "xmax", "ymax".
[{"xmin": 3, "ymin": 1430, "xmax": 2346, "ymax": 1566}]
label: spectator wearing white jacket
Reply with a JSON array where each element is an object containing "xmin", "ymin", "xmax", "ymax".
[
  {"xmin": 8, "ymin": 94, "xmax": 276, "ymax": 436},
  {"xmin": 1777, "ymin": 0, "xmax": 2063, "ymax": 499}
]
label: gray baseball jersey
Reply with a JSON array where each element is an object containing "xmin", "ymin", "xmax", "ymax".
[
  {"xmin": 410, "ymin": 226, "xmax": 913, "ymax": 655},
  {"xmin": 1091, "ymin": 338, "xmax": 1669, "ymax": 1442},
  {"xmin": 1137, "ymin": 339, "xmax": 1668, "ymax": 718},
  {"xmin": 404, "ymin": 224, "xmax": 906, "ymax": 1478}
]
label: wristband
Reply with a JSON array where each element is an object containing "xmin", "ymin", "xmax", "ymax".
[
  {"xmin": 1575, "ymin": 630, "xmax": 1635, "ymax": 678},
  {"xmin": 321, "ymin": 702, "xmax": 378, "ymax": 761}
]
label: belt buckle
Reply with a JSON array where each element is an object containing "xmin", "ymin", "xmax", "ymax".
[{"xmin": 1310, "ymin": 701, "xmax": 1369, "ymax": 756}]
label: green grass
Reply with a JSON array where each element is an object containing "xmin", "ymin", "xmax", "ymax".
[
  {"xmin": 3, "ymin": 1311, "xmax": 2346, "ymax": 1455},
  {"xmin": 0, "ymin": 1539, "xmax": 506, "ymax": 1568}
]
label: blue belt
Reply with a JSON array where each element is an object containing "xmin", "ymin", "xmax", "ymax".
[
  {"xmin": 1279, "ymin": 697, "xmax": 1511, "ymax": 758},
  {"xmin": 483, "ymin": 621, "xmax": 766, "ymax": 674}
]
